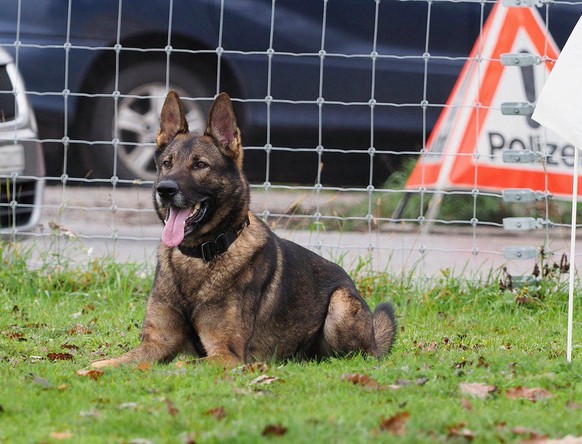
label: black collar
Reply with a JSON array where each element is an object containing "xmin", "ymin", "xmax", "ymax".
[{"xmin": 177, "ymin": 216, "xmax": 250, "ymax": 262}]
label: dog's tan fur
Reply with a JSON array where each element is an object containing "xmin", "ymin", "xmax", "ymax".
[{"xmin": 92, "ymin": 91, "xmax": 396, "ymax": 368}]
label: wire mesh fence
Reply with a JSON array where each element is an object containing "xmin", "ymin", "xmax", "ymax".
[{"xmin": 1, "ymin": 0, "xmax": 582, "ymax": 278}]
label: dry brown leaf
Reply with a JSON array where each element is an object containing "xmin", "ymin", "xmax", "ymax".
[
  {"xmin": 250, "ymin": 375, "xmax": 282, "ymax": 386},
  {"xmin": 505, "ymin": 386, "xmax": 553, "ymax": 402},
  {"xmin": 136, "ymin": 362, "xmax": 151, "ymax": 371},
  {"xmin": 47, "ymin": 353, "xmax": 74, "ymax": 361},
  {"xmin": 448, "ymin": 423, "xmax": 475, "ymax": 441},
  {"xmin": 2, "ymin": 331, "xmax": 26, "ymax": 341},
  {"xmin": 459, "ymin": 382, "xmax": 497, "ymax": 399},
  {"xmin": 61, "ymin": 344, "xmax": 79, "ymax": 351},
  {"xmin": 511, "ymin": 426, "xmax": 547, "ymax": 441},
  {"xmin": 76, "ymin": 368, "xmax": 104, "ymax": 381},
  {"xmin": 460, "ymin": 398, "xmax": 473, "ymax": 411},
  {"xmin": 165, "ymin": 399, "xmax": 179, "ymax": 417},
  {"xmin": 68, "ymin": 324, "xmax": 92, "ymax": 335},
  {"xmin": 241, "ymin": 362, "xmax": 269, "ymax": 373},
  {"xmin": 379, "ymin": 411, "xmax": 409, "ymax": 436},
  {"xmin": 262, "ymin": 423, "xmax": 287, "ymax": 437},
  {"xmin": 340, "ymin": 373, "xmax": 385, "ymax": 390},
  {"xmin": 49, "ymin": 431, "xmax": 73, "ymax": 440},
  {"xmin": 416, "ymin": 340, "xmax": 438, "ymax": 351},
  {"xmin": 203, "ymin": 406, "xmax": 226, "ymax": 420}
]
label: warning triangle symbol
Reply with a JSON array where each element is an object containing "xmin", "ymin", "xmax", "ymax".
[{"xmin": 405, "ymin": 1, "xmax": 578, "ymax": 198}]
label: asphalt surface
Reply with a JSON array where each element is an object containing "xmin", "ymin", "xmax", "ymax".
[{"xmin": 21, "ymin": 186, "xmax": 578, "ymax": 279}]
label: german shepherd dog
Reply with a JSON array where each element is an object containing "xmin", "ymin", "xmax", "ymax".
[{"xmin": 92, "ymin": 91, "xmax": 396, "ymax": 368}]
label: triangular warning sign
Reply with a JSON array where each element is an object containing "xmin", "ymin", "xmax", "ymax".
[{"xmin": 405, "ymin": 1, "xmax": 580, "ymax": 197}]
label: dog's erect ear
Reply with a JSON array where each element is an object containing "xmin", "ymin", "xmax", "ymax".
[
  {"xmin": 205, "ymin": 93, "xmax": 242, "ymax": 163},
  {"xmin": 156, "ymin": 90, "xmax": 189, "ymax": 149}
]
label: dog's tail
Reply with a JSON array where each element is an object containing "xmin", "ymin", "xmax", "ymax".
[{"xmin": 373, "ymin": 302, "xmax": 397, "ymax": 357}]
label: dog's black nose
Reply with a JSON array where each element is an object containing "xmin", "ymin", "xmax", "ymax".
[{"xmin": 156, "ymin": 180, "xmax": 179, "ymax": 199}]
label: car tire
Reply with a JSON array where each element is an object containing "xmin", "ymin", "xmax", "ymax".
[{"xmin": 80, "ymin": 61, "xmax": 212, "ymax": 182}]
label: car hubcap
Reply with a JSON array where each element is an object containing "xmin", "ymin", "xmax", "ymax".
[{"xmin": 115, "ymin": 83, "xmax": 206, "ymax": 180}]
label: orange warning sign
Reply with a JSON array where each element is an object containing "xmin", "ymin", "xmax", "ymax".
[{"xmin": 405, "ymin": 1, "xmax": 581, "ymax": 197}]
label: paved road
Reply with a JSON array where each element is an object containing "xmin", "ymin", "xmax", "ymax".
[{"xmin": 21, "ymin": 186, "xmax": 578, "ymax": 279}]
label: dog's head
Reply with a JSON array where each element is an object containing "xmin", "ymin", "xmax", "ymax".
[{"xmin": 153, "ymin": 91, "xmax": 249, "ymax": 248}]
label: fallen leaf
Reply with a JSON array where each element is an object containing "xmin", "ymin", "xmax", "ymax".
[
  {"xmin": 47, "ymin": 353, "xmax": 74, "ymax": 361},
  {"xmin": 262, "ymin": 423, "xmax": 287, "ymax": 437},
  {"xmin": 250, "ymin": 375, "xmax": 282, "ymax": 386},
  {"xmin": 49, "ymin": 431, "xmax": 73, "ymax": 440},
  {"xmin": 340, "ymin": 373, "xmax": 385, "ymax": 390},
  {"xmin": 460, "ymin": 398, "xmax": 473, "ymax": 411},
  {"xmin": 76, "ymin": 368, "xmax": 104, "ymax": 381},
  {"xmin": 61, "ymin": 344, "xmax": 79, "ymax": 351},
  {"xmin": 241, "ymin": 362, "xmax": 269, "ymax": 373},
  {"xmin": 379, "ymin": 411, "xmax": 409, "ymax": 436},
  {"xmin": 165, "ymin": 399, "xmax": 179, "ymax": 417},
  {"xmin": 511, "ymin": 426, "xmax": 547, "ymax": 441},
  {"xmin": 506, "ymin": 386, "xmax": 553, "ymax": 402},
  {"xmin": 136, "ymin": 362, "xmax": 151, "ymax": 371},
  {"xmin": 476, "ymin": 356, "xmax": 489, "ymax": 368},
  {"xmin": 414, "ymin": 340, "xmax": 437, "ymax": 352},
  {"xmin": 203, "ymin": 406, "xmax": 226, "ymax": 420},
  {"xmin": 459, "ymin": 382, "xmax": 497, "ymax": 399},
  {"xmin": 448, "ymin": 423, "xmax": 475, "ymax": 441},
  {"xmin": 57, "ymin": 384, "xmax": 69, "ymax": 391},
  {"xmin": 2, "ymin": 331, "xmax": 26, "ymax": 341},
  {"xmin": 68, "ymin": 324, "xmax": 92, "ymax": 335}
]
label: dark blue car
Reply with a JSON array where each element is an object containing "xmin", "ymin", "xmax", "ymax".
[{"xmin": 0, "ymin": 0, "xmax": 580, "ymax": 185}]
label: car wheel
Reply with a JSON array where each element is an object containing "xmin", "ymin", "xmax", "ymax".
[{"xmin": 81, "ymin": 61, "xmax": 212, "ymax": 182}]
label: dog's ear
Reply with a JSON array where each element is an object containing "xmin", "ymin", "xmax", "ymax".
[
  {"xmin": 206, "ymin": 93, "xmax": 242, "ymax": 163},
  {"xmin": 156, "ymin": 90, "xmax": 189, "ymax": 149}
]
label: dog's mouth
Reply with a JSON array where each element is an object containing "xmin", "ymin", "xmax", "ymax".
[{"xmin": 161, "ymin": 199, "xmax": 209, "ymax": 247}]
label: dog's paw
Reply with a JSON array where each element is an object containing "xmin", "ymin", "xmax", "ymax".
[
  {"xmin": 91, "ymin": 358, "xmax": 121, "ymax": 368},
  {"xmin": 205, "ymin": 354, "xmax": 241, "ymax": 368}
]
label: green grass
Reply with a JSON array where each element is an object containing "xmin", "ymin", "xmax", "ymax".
[{"xmin": 1, "ymin": 242, "xmax": 582, "ymax": 443}]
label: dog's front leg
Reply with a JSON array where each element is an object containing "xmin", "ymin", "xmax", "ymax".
[{"xmin": 92, "ymin": 298, "xmax": 194, "ymax": 368}]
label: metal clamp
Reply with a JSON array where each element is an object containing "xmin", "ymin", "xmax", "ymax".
[
  {"xmin": 502, "ymin": 0, "xmax": 543, "ymax": 7},
  {"xmin": 502, "ymin": 149, "xmax": 538, "ymax": 164},
  {"xmin": 503, "ymin": 217, "xmax": 547, "ymax": 231},
  {"xmin": 503, "ymin": 246, "xmax": 538, "ymax": 260},
  {"xmin": 511, "ymin": 275, "xmax": 541, "ymax": 288},
  {"xmin": 501, "ymin": 102, "xmax": 535, "ymax": 116},
  {"xmin": 502, "ymin": 189, "xmax": 546, "ymax": 203},
  {"xmin": 501, "ymin": 53, "xmax": 539, "ymax": 67}
]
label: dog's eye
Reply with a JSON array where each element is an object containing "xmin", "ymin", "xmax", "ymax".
[
  {"xmin": 194, "ymin": 161, "xmax": 208, "ymax": 170},
  {"xmin": 162, "ymin": 160, "xmax": 172, "ymax": 169}
]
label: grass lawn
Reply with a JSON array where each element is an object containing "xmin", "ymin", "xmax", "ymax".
[{"xmin": 1, "ymin": 242, "xmax": 581, "ymax": 443}]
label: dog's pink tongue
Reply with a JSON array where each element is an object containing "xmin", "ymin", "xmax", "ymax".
[{"xmin": 162, "ymin": 206, "xmax": 190, "ymax": 247}]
